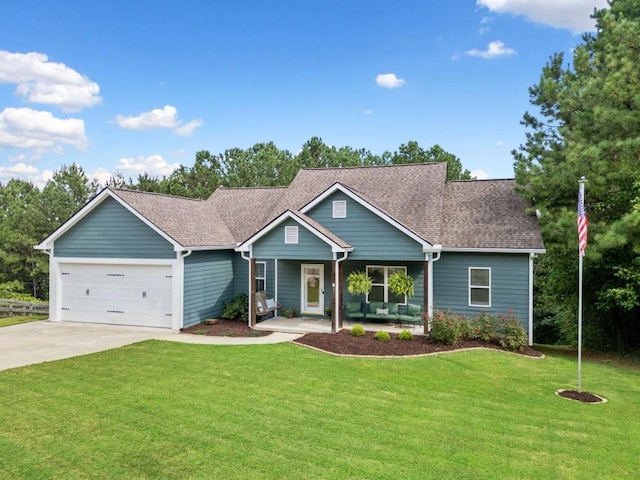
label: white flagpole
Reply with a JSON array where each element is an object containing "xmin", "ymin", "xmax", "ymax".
[
  {"xmin": 577, "ymin": 177, "xmax": 586, "ymax": 393},
  {"xmin": 578, "ymin": 239, "xmax": 583, "ymax": 393}
]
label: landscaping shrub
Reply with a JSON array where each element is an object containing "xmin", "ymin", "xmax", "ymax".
[
  {"xmin": 499, "ymin": 317, "xmax": 528, "ymax": 351},
  {"xmin": 221, "ymin": 293, "xmax": 249, "ymax": 321},
  {"xmin": 350, "ymin": 324, "xmax": 366, "ymax": 337},
  {"xmin": 398, "ymin": 330, "xmax": 413, "ymax": 341},
  {"xmin": 472, "ymin": 312, "xmax": 497, "ymax": 342},
  {"xmin": 430, "ymin": 310, "xmax": 464, "ymax": 346},
  {"xmin": 374, "ymin": 330, "xmax": 391, "ymax": 342}
]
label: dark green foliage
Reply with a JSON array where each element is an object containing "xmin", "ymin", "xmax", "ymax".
[
  {"xmin": 350, "ymin": 324, "xmax": 366, "ymax": 337},
  {"xmin": 374, "ymin": 331, "xmax": 391, "ymax": 342},
  {"xmin": 221, "ymin": 293, "xmax": 249, "ymax": 322},
  {"xmin": 398, "ymin": 330, "xmax": 413, "ymax": 341},
  {"xmin": 514, "ymin": 0, "xmax": 640, "ymax": 350}
]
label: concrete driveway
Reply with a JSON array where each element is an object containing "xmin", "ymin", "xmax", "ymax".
[{"xmin": 0, "ymin": 320, "xmax": 176, "ymax": 372}]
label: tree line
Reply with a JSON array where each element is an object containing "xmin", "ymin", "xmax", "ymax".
[
  {"xmin": 514, "ymin": 0, "xmax": 640, "ymax": 351},
  {"xmin": 0, "ymin": 139, "xmax": 470, "ymax": 300}
]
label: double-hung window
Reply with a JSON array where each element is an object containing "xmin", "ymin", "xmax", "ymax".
[
  {"xmin": 255, "ymin": 261, "xmax": 266, "ymax": 292},
  {"xmin": 366, "ymin": 265, "xmax": 407, "ymax": 305},
  {"xmin": 469, "ymin": 267, "xmax": 491, "ymax": 307}
]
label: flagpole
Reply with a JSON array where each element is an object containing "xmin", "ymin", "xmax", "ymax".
[
  {"xmin": 578, "ymin": 238, "xmax": 583, "ymax": 393},
  {"xmin": 577, "ymin": 177, "xmax": 586, "ymax": 393}
]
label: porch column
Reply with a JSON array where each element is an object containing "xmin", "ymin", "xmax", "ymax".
[
  {"xmin": 331, "ymin": 259, "xmax": 337, "ymax": 333},
  {"xmin": 423, "ymin": 260, "xmax": 429, "ymax": 333},
  {"xmin": 337, "ymin": 260, "xmax": 344, "ymax": 329},
  {"xmin": 249, "ymin": 258, "xmax": 256, "ymax": 327}
]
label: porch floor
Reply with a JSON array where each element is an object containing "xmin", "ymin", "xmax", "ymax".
[{"xmin": 254, "ymin": 316, "xmax": 426, "ymax": 335}]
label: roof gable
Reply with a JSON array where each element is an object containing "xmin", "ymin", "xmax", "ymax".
[
  {"xmin": 236, "ymin": 210, "xmax": 352, "ymax": 253},
  {"xmin": 36, "ymin": 188, "xmax": 183, "ymax": 251},
  {"xmin": 300, "ymin": 182, "xmax": 436, "ymax": 252}
]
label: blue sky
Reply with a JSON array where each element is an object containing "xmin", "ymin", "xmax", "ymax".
[{"xmin": 0, "ymin": 0, "xmax": 607, "ymax": 186}]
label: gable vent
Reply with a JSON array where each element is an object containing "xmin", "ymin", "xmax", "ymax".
[
  {"xmin": 333, "ymin": 200, "xmax": 347, "ymax": 218},
  {"xmin": 285, "ymin": 226, "xmax": 298, "ymax": 244}
]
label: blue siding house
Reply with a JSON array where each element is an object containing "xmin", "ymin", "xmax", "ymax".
[{"xmin": 36, "ymin": 163, "xmax": 544, "ymax": 343}]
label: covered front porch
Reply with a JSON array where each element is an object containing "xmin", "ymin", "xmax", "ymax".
[{"xmin": 254, "ymin": 315, "xmax": 426, "ymax": 335}]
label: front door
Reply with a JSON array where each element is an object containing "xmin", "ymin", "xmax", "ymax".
[{"xmin": 301, "ymin": 264, "xmax": 324, "ymax": 315}]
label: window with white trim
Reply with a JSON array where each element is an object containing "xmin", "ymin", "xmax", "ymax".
[
  {"xmin": 469, "ymin": 267, "xmax": 491, "ymax": 307},
  {"xmin": 255, "ymin": 261, "xmax": 266, "ymax": 292},
  {"xmin": 366, "ymin": 265, "xmax": 407, "ymax": 305},
  {"xmin": 285, "ymin": 226, "xmax": 298, "ymax": 244},
  {"xmin": 333, "ymin": 200, "xmax": 347, "ymax": 218}
]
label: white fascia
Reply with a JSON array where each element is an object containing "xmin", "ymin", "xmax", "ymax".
[{"xmin": 442, "ymin": 247, "xmax": 546, "ymax": 254}]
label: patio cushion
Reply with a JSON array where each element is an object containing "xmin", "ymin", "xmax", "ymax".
[
  {"xmin": 386, "ymin": 302, "xmax": 399, "ymax": 314},
  {"xmin": 347, "ymin": 301, "xmax": 363, "ymax": 314},
  {"xmin": 369, "ymin": 302, "xmax": 384, "ymax": 313},
  {"xmin": 376, "ymin": 308, "xmax": 389, "ymax": 315},
  {"xmin": 407, "ymin": 303, "xmax": 421, "ymax": 316}
]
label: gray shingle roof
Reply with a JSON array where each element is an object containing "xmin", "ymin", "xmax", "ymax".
[
  {"xmin": 439, "ymin": 179, "xmax": 544, "ymax": 250},
  {"xmin": 108, "ymin": 164, "xmax": 543, "ymax": 251},
  {"xmin": 110, "ymin": 188, "xmax": 236, "ymax": 247}
]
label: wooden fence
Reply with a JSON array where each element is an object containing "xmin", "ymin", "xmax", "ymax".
[{"xmin": 0, "ymin": 299, "xmax": 49, "ymax": 317}]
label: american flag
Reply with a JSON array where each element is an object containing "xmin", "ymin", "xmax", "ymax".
[{"xmin": 577, "ymin": 187, "xmax": 588, "ymax": 257}]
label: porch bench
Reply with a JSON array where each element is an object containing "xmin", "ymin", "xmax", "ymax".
[
  {"xmin": 345, "ymin": 301, "xmax": 366, "ymax": 324},
  {"xmin": 255, "ymin": 291, "xmax": 280, "ymax": 320},
  {"xmin": 365, "ymin": 301, "xmax": 399, "ymax": 323},
  {"xmin": 396, "ymin": 303, "xmax": 423, "ymax": 329}
]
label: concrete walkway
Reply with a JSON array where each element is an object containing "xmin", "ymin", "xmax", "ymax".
[{"xmin": 0, "ymin": 320, "xmax": 302, "ymax": 372}]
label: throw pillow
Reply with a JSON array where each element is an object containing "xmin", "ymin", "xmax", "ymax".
[{"xmin": 376, "ymin": 308, "xmax": 389, "ymax": 315}]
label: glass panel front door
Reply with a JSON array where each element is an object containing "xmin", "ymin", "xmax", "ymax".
[{"xmin": 302, "ymin": 264, "xmax": 324, "ymax": 314}]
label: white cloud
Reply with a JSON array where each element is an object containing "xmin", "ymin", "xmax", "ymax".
[
  {"xmin": 116, "ymin": 105, "xmax": 179, "ymax": 130},
  {"xmin": 0, "ymin": 50, "xmax": 102, "ymax": 112},
  {"xmin": 477, "ymin": 0, "xmax": 609, "ymax": 34},
  {"xmin": 174, "ymin": 118, "xmax": 203, "ymax": 137},
  {"xmin": 0, "ymin": 162, "xmax": 54, "ymax": 188},
  {"xmin": 116, "ymin": 105, "xmax": 202, "ymax": 136},
  {"xmin": 376, "ymin": 73, "xmax": 405, "ymax": 88},
  {"xmin": 89, "ymin": 167, "xmax": 113, "ymax": 186},
  {"xmin": 466, "ymin": 40, "xmax": 516, "ymax": 59},
  {"xmin": 0, "ymin": 107, "xmax": 88, "ymax": 154},
  {"xmin": 115, "ymin": 154, "xmax": 181, "ymax": 177},
  {"xmin": 479, "ymin": 26, "xmax": 491, "ymax": 34},
  {"xmin": 362, "ymin": 109, "xmax": 374, "ymax": 115},
  {"xmin": 471, "ymin": 168, "xmax": 490, "ymax": 180},
  {"xmin": 496, "ymin": 141, "xmax": 504, "ymax": 147}
]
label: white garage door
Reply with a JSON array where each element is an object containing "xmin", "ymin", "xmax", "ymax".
[{"xmin": 59, "ymin": 263, "xmax": 173, "ymax": 328}]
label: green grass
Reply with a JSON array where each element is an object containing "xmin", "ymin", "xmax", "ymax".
[
  {"xmin": 0, "ymin": 316, "xmax": 47, "ymax": 328},
  {"xmin": 1, "ymin": 342, "xmax": 639, "ymax": 479}
]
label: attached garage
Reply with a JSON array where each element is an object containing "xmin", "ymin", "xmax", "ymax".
[{"xmin": 59, "ymin": 263, "xmax": 173, "ymax": 328}]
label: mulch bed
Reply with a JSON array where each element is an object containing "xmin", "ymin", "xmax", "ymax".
[
  {"xmin": 181, "ymin": 320, "xmax": 542, "ymax": 358},
  {"xmin": 556, "ymin": 389, "xmax": 607, "ymax": 403},
  {"xmin": 181, "ymin": 319, "xmax": 271, "ymax": 337},
  {"xmin": 293, "ymin": 329, "xmax": 543, "ymax": 358}
]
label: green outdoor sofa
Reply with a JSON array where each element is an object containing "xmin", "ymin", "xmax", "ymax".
[
  {"xmin": 396, "ymin": 303, "xmax": 423, "ymax": 329},
  {"xmin": 345, "ymin": 301, "xmax": 423, "ymax": 329}
]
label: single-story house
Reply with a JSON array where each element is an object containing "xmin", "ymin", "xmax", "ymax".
[{"xmin": 35, "ymin": 162, "xmax": 544, "ymax": 343}]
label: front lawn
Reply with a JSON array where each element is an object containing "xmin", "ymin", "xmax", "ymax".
[
  {"xmin": 0, "ymin": 315, "xmax": 47, "ymax": 328},
  {"xmin": 1, "ymin": 341, "xmax": 639, "ymax": 479}
]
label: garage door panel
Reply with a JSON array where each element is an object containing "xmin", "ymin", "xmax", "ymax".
[{"xmin": 59, "ymin": 263, "xmax": 173, "ymax": 328}]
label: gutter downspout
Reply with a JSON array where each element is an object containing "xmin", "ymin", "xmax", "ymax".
[
  {"xmin": 426, "ymin": 249, "xmax": 442, "ymax": 334},
  {"xmin": 529, "ymin": 252, "xmax": 535, "ymax": 346},
  {"xmin": 241, "ymin": 250, "xmax": 252, "ymax": 327},
  {"xmin": 177, "ymin": 250, "xmax": 192, "ymax": 331},
  {"xmin": 334, "ymin": 251, "xmax": 349, "ymax": 332},
  {"xmin": 38, "ymin": 248, "xmax": 55, "ymax": 322}
]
